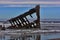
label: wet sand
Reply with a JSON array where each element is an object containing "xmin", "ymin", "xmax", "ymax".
[{"xmin": 48, "ymin": 38, "xmax": 60, "ymax": 40}]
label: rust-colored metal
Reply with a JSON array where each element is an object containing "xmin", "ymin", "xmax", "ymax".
[{"xmin": 7, "ymin": 5, "xmax": 40, "ymax": 29}]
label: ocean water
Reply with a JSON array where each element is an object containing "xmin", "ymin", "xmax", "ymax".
[{"xmin": 0, "ymin": 32, "xmax": 60, "ymax": 40}]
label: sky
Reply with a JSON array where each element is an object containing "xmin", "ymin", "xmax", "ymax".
[
  {"xmin": 0, "ymin": 0, "xmax": 60, "ymax": 21},
  {"xmin": 41, "ymin": 7, "xmax": 60, "ymax": 19}
]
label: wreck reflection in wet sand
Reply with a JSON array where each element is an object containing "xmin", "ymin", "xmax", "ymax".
[{"xmin": 0, "ymin": 32, "xmax": 60, "ymax": 40}]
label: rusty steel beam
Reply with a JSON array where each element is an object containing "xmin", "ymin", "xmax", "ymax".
[{"xmin": 35, "ymin": 5, "xmax": 40, "ymax": 28}]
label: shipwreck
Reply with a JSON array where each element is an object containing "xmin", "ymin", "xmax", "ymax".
[{"xmin": 7, "ymin": 5, "xmax": 40, "ymax": 29}]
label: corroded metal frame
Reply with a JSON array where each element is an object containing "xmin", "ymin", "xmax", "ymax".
[{"xmin": 8, "ymin": 5, "xmax": 40, "ymax": 29}]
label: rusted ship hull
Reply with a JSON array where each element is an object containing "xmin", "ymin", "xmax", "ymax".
[{"xmin": 7, "ymin": 5, "xmax": 40, "ymax": 29}]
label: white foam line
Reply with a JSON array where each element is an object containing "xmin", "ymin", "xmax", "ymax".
[{"xmin": 1, "ymin": 30, "xmax": 60, "ymax": 33}]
